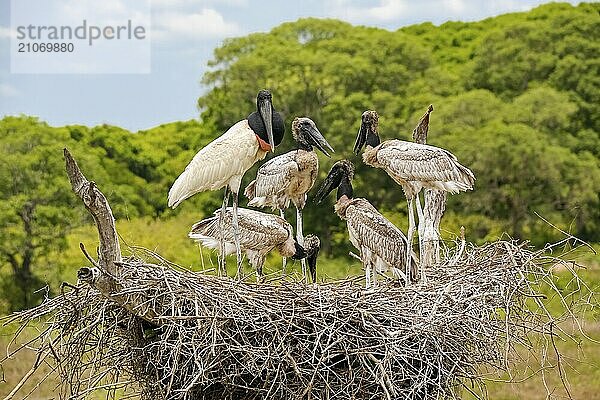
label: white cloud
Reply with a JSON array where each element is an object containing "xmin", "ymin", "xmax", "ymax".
[
  {"xmin": 323, "ymin": 0, "xmax": 581, "ymax": 27},
  {"xmin": 59, "ymin": 0, "xmax": 132, "ymax": 20},
  {"xmin": 151, "ymin": 0, "xmax": 193, "ymax": 7},
  {"xmin": 153, "ymin": 8, "xmax": 241, "ymax": 40},
  {"xmin": 0, "ymin": 26, "xmax": 16, "ymax": 40},
  {"xmin": 327, "ymin": 0, "xmax": 408, "ymax": 23},
  {"xmin": 443, "ymin": 0, "xmax": 466, "ymax": 14},
  {"xmin": 482, "ymin": 1, "xmax": 537, "ymax": 15},
  {"xmin": 55, "ymin": 0, "xmax": 151, "ymax": 28},
  {"xmin": 361, "ymin": 0, "xmax": 406, "ymax": 21},
  {"xmin": 0, "ymin": 84, "xmax": 20, "ymax": 98},
  {"xmin": 151, "ymin": 0, "xmax": 247, "ymax": 8}
]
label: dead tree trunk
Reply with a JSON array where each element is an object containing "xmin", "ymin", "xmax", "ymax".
[
  {"xmin": 64, "ymin": 148, "xmax": 158, "ymax": 324},
  {"xmin": 421, "ymin": 190, "xmax": 446, "ymax": 265},
  {"xmin": 412, "ymin": 105, "xmax": 446, "ymax": 266}
]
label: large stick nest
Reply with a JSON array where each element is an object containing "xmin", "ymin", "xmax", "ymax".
[{"xmin": 3, "ymin": 239, "xmax": 596, "ymax": 400}]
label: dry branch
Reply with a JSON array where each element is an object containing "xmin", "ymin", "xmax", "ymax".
[
  {"xmin": 63, "ymin": 148, "xmax": 157, "ymax": 324},
  {"xmin": 64, "ymin": 148, "xmax": 121, "ymax": 276}
]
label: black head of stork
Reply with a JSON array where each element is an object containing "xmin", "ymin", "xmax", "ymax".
[
  {"xmin": 353, "ymin": 110, "xmax": 380, "ymax": 155},
  {"xmin": 290, "ymin": 239, "xmax": 307, "ymax": 260},
  {"xmin": 292, "ymin": 117, "xmax": 335, "ymax": 157},
  {"xmin": 287, "ymin": 234, "xmax": 321, "ymax": 283},
  {"xmin": 303, "ymin": 234, "xmax": 321, "ymax": 283},
  {"xmin": 314, "ymin": 160, "xmax": 354, "ymax": 203},
  {"xmin": 248, "ymin": 89, "xmax": 285, "ymax": 152}
]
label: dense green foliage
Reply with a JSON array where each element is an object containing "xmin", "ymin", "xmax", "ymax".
[
  {"xmin": 1, "ymin": 2, "xmax": 599, "ymax": 310},
  {"xmin": 199, "ymin": 2, "xmax": 600, "ymax": 251},
  {"xmin": 0, "ymin": 117, "xmax": 218, "ymax": 310}
]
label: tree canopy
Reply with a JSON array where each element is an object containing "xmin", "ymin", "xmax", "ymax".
[{"xmin": 198, "ymin": 2, "xmax": 600, "ymax": 252}]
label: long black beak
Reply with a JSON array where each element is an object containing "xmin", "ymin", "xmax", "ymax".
[
  {"xmin": 308, "ymin": 252, "xmax": 318, "ymax": 283},
  {"xmin": 353, "ymin": 120, "xmax": 367, "ymax": 155},
  {"xmin": 314, "ymin": 167, "xmax": 343, "ymax": 204},
  {"xmin": 258, "ymin": 97, "xmax": 274, "ymax": 152},
  {"xmin": 307, "ymin": 125, "xmax": 334, "ymax": 157}
]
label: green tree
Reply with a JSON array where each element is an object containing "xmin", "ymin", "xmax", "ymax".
[
  {"xmin": 0, "ymin": 117, "xmax": 78, "ymax": 311},
  {"xmin": 197, "ymin": 3, "xmax": 600, "ymax": 249},
  {"xmin": 0, "ymin": 115, "xmax": 227, "ymax": 310}
]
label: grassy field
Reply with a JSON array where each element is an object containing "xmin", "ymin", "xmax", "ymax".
[{"xmin": 2, "ymin": 212, "xmax": 599, "ymax": 399}]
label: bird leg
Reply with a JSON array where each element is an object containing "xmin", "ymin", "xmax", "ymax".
[
  {"xmin": 255, "ymin": 257, "xmax": 265, "ymax": 283},
  {"xmin": 406, "ymin": 197, "xmax": 416, "ymax": 287},
  {"xmin": 415, "ymin": 193, "xmax": 425, "ymax": 262},
  {"xmin": 247, "ymin": 251, "xmax": 264, "ymax": 283},
  {"xmin": 364, "ymin": 253, "xmax": 372, "ymax": 289},
  {"xmin": 362, "ymin": 247, "xmax": 374, "ymax": 289},
  {"xmin": 231, "ymin": 190, "xmax": 243, "ymax": 279},
  {"xmin": 372, "ymin": 259, "xmax": 378, "ymax": 288},
  {"xmin": 296, "ymin": 207, "xmax": 307, "ymax": 283},
  {"xmin": 415, "ymin": 193, "xmax": 428, "ymax": 283},
  {"xmin": 218, "ymin": 186, "xmax": 230, "ymax": 277},
  {"xmin": 279, "ymin": 208, "xmax": 287, "ymax": 276}
]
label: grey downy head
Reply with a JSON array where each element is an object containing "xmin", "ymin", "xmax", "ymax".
[
  {"xmin": 292, "ymin": 117, "xmax": 335, "ymax": 157},
  {"xmin": 353, "ymin": 110, "xmax": 379, "ymax": 155}
]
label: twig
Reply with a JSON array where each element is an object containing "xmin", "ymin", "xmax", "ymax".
[
  {"xmin": 534, "ymin": 211, "xmax": 595, "ymax": 253},
  {"xmin": 3, "ymin": 347, "xmax": 51, "ymax": 400}
]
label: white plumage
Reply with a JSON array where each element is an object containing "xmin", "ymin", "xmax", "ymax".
[
  {"xmin": 167, "ymin": 89, "xmax": 284, "ymax": 277},
  {"xmin": 168, "ymin": 120, "xmax": 267, "ymax": 208}
]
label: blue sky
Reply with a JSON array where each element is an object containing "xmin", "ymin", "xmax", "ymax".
[{"xmin": 0, "ymin": 0, "xmax": 583, "ymax": 131}]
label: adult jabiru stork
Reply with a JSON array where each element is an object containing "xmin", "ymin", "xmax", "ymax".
[
  {"xmin": 353, "ymin": 110, "xmax": 475, "ymax": 286},
  {"xmin": 412, "ymin": 105, "xmax": 447, "ymax": 266},
  {"xmin": 244, "ymin": 117, "xmax": 333, "ymax": 280},
  {"xmin": 168, "ymin": 90, "xmax": 284, "ymax": 277}
]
